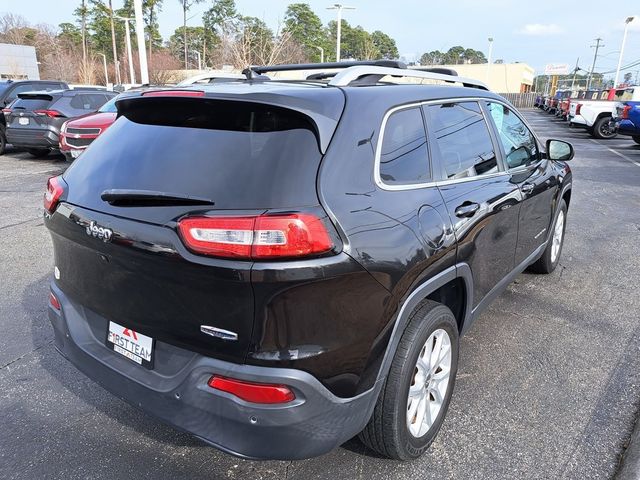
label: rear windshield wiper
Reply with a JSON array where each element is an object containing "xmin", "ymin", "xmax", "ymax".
[{"xmin": 101, "ymin": 189, "xmax": 215, "ymax": 207}]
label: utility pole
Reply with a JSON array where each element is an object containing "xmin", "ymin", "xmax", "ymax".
[
  {"xmin": 587, "ymin": 37, "xmax": 603, "ymax": 90},
  {"xmin": 192, "ymin": 50, "xmax": 202, "ymax": 70},
  {"xmin": 315, "ymin": 46, "xmax": 324, "ymax": 63},
  {"xmin": 97, "ymin": 53, "xmax": 109, "ymax": 86},
  {"xmin": 327, "ymin": 4, "xmax": 355, "ymax": 62},
  {"xmin": 108, "ymin": 0, "xmax": 121, "ymax": 85}
]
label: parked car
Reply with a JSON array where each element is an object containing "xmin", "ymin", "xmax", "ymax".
[
  {"xmin": 0, "ymin": 79, "xmax": 69, "ymax": 154},
  {"xmin": 44, "ymin": 62, "xmax": 573, "ymax": 461},
  {"xmin": 177, "ymin": 71, "xmax": 245, "ymax": 86},
  {"xmin": 5, "ymin": 89, "xmax": 116, "ymax": 157},
  {"xmin": 612, "ymin": 87, "xmax": 640, "ymax": 144},
  {"xmin": 69, "ymin": 84, "xmax": 110, "ymax": 91},
  {"xmin": 59, "ymin": 95, "xmax": 118, "ymax": 161}
]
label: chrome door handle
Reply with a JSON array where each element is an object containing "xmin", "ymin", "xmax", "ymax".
[
  {"xmin": 521, "ymin": 183, "xmax": 534, "ymax": 194},
  {"xmin": 455, "ymin": 202, "xmax": 480, "ymax": 218}
]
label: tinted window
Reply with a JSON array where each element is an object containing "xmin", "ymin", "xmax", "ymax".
[
  {"xmin": 98, "ymin": 96, "xmax": 118, "ymax": 113},
  {"xmin": 63, "ymin": 99, "xmax": 322, "ymax": 209},
  {"xmin": 486, "ymin": 102, "xmax": 538, "ymax": 169},
  {"xmin": 426, "ymin": 102, "xmax": 498, "ymax": 180},
  {"xmin": 11, "ymin": 97, "xmax": 54, "ymax": 111},
  {"xmin": 379, "ymin": 107, "xmax": 430, "ymax": 185},
  {"xmin": 69, "ymin": 93, "xmax": 108, "ymax": 110}
]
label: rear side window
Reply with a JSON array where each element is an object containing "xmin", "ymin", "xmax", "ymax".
[
  {"xmin": 69, "ymin": 93, "xmax": 109, "ymax": 110},
  {"xmin": 63, "ymin": 99, "xmax": 323, "ymax": 209},
  {"xmin": 426, "ymin": 102, "xmax": 498, "ymax": 180},
  {"xmin": 378, "ymin": 106, "xmax": 430, "ymax": 185}
]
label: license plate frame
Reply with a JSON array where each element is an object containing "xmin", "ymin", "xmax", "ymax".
[{"xmin": 106, "ymin": 321, "xmax": 154, "ymax": 369}]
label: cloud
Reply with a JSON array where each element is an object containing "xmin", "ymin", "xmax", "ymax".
[{"xmin": 517, "ymin": 24, "xmax": 565, "ymax": 36}]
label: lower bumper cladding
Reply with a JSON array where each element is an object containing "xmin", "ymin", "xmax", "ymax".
[{"xmin": 48, "ymin": 283, "xmax": 377, "ymax": 460}]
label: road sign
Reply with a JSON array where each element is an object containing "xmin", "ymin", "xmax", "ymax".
[{"xmin": 544, "ymin": 64, "xmax": 570, "ymax": 75}]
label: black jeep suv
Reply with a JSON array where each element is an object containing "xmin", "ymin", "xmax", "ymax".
[{"xmin": 43, "ymin": 62, "xmax": 573, "ymax": 461}]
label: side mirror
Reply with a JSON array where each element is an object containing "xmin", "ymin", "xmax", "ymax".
[{"xmin": 546, "ymin": 139, "xmax": 574, "ymax": 161}]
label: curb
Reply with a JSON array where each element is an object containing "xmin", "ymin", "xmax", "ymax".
[{"xmin": 617, "ymin": 413, "xmax": 640, "ymax": 479}]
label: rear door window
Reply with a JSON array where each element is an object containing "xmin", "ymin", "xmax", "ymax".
[
  {"xmin": 425, "ymin": 102, "xmax": 499, "ymax": 180},
  {"xmin": 378, "ymin": 106, "xmax": 430, "ymax": 186}
]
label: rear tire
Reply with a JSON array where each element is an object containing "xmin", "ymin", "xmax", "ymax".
[
  {"xmin": 0, "ymin": 126, "xmax": 6, "ymax": 155},
  {"xmin": 633, "ymin": 136, "xmax": 640, "ymax": 145},
  {"xmin": 591, "ymin": 116, "xmax": 617, "ymax": 139},
  {"xmin": 359, "ymin": 300, "xmax": 459, "ymax": 460},
  {"xmin": 528, "ymin": 199, "xmax": 567, "ymax": 274},
  {"xmin": 27, "ymin": 148, "xmax": 50, "ymax": 158}
]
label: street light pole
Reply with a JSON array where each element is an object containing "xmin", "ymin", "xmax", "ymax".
[
  {"xmin": 108, "ymin": 0, "xmax": 120, "ymax": 84},
  {"xmin": 486, "ymin": 37, "xmax": 493, "ymax": 82},
  {"xmin": 192, "ymin": 50, "xmax": 202, "ymax": 70},
  {"xmin": 327, "ymin": 4, "xmax": 355, "ymax": 62},
  {"xmin": 116, "ymin": 16, "xmax": 136, "ymax": 84},
  {"xmin": 97, "ymin": 53, "xmax": 109, "ymax": 86},
  {"xmin": 133, "ymin": 0, "xmax": 149, "ymax": 84},
  {"xmin": 314, "ymin": 46, "xmax": 324, "ymax": 63},
  {"xmin": 614, "ymin": 16, "xmax": 636, "ymax": 88}
]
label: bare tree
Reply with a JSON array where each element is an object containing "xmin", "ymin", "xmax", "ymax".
[{"xmin": 148, "ymin": 51, "xmax": 182, "ymax": 84}]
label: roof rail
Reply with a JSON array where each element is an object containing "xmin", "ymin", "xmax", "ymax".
[
  {"xmin": 327, "ymin": 66, "xmax": 489, "ymax": 90},
  {"xmin": 243, "ymin": 60, "xmax": 406, "ymax": 79}
]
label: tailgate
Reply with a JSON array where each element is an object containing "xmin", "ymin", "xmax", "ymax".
[{"xmin": 46, "ymin": 203, "xmax": 254, "ymax": 363}]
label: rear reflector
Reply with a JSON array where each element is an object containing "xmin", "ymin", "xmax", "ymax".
[
  {"xmin": 208, "ymin": 376, "xmax": 295, "ymax": 404},
  {"xmin": 178, "ymin": 214, "xmax": 333, "ymax": 260},
  {"xmin": 44, "ymin": 176, "xmax": 65, "ymax": 213},
  {"xmin": 142, "ymin": 90, "xmax": 205, "ymax": 97},
  {"xmin": 49, "ymin": 292, "xmax": 61, "ymax": 310}
]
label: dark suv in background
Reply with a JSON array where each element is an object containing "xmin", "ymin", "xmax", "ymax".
[
  {"xmin": 0, "ymin": 79, "xmax": 69, "ymax": 154},
  {"xmin": 6, "ymin": 89, "xmax": 116, "ymax": 158},
  {"xmin": 44, "ymin": 62, "xmax": 574, "ymax": 461}
]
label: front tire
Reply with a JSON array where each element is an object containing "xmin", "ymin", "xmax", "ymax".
[
  {"xmin": 528, "ymin": 199, "xmax": 567, "ymax": 274},
  {"xmin": 591, "ymin": 116, "xmax": 617, "ymax": 139},
  {"xmin": 359, "ymin": 300, "xmax": 459, "ymax": 460}
]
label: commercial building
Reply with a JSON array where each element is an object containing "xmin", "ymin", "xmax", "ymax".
[
  {"xmin": 416, "ymin": 62, "xmax": 535, "ymax": 93},
  {"xmin": 0, "ymin": 43, "xmax": 40, "ymax": 80}
]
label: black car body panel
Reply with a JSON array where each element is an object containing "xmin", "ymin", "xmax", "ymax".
[{"xmin": 44, "ymin": 76, "xmax": 573, "ymax": 459}]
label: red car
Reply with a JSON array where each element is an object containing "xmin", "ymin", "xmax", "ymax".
[{"xmin": 59, "ymin": 96, "xmax": 117, "ymax": 160}]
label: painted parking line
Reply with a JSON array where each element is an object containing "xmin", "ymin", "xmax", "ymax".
[{"xmin": 589, "ymin": 139, "xmax": 640, "ymax": 168}]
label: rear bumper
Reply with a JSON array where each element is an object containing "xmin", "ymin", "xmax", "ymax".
[
  {"xmin": 613, "ymin": 119, "xmax": 639, "ymax": 137},
  {"xmin": 6, "ymin": 127, "xmax": 59, "ymax": 148},
  {"xmin": 48, "ymin": 283, "xmax": 377, "ymax": 460}
]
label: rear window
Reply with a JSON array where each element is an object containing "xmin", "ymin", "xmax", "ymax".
[
  {"xmin": 614, "ymin": 88, "xmax": 635, "ymax": 101},
  {"xmin": 63, "ymin": 99, "xmax": 322, "ymax": 210},
  {"xmin": 11, "ymin": 97, "xmax": 53, "ymax": 111}
]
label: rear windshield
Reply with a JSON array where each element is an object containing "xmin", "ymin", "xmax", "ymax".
[
  {"xmin": 11, "ymin": 97, "xmax": 53, "ymax": 111},
  {"xmin": 63, "ymin": 99, "xmax": 322, "ymax": 210},
  {"xmin": 98, "ymin": 96, "xmax": 118, "ymax": 113}
]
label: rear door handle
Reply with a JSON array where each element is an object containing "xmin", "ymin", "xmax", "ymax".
[
  {"xmin": 521, "ymin": 183, "xmax": 534, "ymax": 194},
  {"xmin": 455, "ymin": 202, "xmax": 480, "ymax": 218}
]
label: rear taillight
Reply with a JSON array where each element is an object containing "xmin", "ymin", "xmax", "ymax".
[
  {"xmin": 49, "ymin": 292, "xmax": 61, "ymax": 310},
  {"xmin": 2, "ymin": 108, "xmax": 11, "ymax": 114},
  {"xmin": 34, "ymin": 109, "xmax": 65, "ymax": 118},
  {"xmin": 44, "ymin": 176, "xmax": 65, "ymax": 213},
  {"xmin": 208, "ymin": 376, "xmax": 295, "ymax": 404},
  {"xmin": 576, "ymin": 104, "xmax": 582, "ymax": 115},
  {"xmin": 622, "ymin": 105, "xmax": 632, "ymax": 119},
  {"xmin": 178, "ymin": 213, "xmax": 334, "ymax": 260}
]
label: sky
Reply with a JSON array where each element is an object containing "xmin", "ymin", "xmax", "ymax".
[{"xmin": 3, "ymin": 0, "xmax": 640, "ymax": 80}]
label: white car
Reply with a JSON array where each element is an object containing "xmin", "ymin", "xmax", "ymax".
[{"xmin": 177, "ymin": 72, "xmax": 245, "ymax": 86}]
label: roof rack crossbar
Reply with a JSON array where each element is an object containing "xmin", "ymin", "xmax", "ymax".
[
  {"xmin": 245, "ymin": 60, "xmax": 406, "ymax": 77},
  {"xmin": 327, "ymin": 66, "xmax": 489, "ymax": 90}
]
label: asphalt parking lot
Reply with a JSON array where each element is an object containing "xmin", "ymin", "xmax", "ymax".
[{"xmin": 1, "ymin": 109, "xmax": 639, "ymax": 479}]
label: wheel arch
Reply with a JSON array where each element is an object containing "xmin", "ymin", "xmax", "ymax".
[{"xmin": 374, "ymin": 264, "xmax": 473, "ymax": 385}]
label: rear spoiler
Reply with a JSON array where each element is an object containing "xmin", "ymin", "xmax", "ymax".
[{"xmin": 17, "ymin": 92, "xmax": 58, "ymax": 100}]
